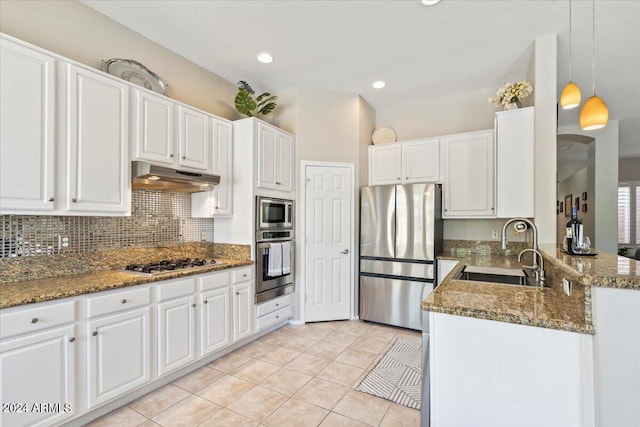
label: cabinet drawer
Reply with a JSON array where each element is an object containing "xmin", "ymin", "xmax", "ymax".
[
  {"xmin": 256, "ymin": 305, "xmax": 291, "ymax": 331},
  {"xmin": 198, "ymin": 271, "xmax": 230, "ymax": 291},
  {"xmin": 256, "ymin": 294, "xmax": 292, "ymax": 317},
  {"xmin": 232, "ymin": 267, "xmax": 252, "ymax": 283},
  {"xmin": 0, "ymin": 300, "xmax": 75, "ymax": 339},
  {"xmin": 87, "ymin": 287, "xmax": 150, "ymax": 319},
  {"xmin": 157, "ymin": 277, "xmax": 195, "ymax": 302}
]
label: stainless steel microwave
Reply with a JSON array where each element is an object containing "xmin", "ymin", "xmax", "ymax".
[{"xmin": 256, "ymin": 197, "xmax": 293, "ymax": 230}]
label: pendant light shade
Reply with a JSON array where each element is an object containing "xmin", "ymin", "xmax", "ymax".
[
  {"xmin": 561, "ymin": 0, "xmax": 582, "ymax": 110},
  {"xmin": 560, "ymin": 81, "xmax": 581, "ymax": 109},
  {"xmin": 580, "ymin": 0, "xmax": 608, "ymax": 130},
  {"xmin": 580, "ymin": 95, "xmax": 609, "ymax": 130}
]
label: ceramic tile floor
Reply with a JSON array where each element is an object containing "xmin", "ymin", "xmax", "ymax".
[{"xmin": 87, "ymin": 320, "xmax": 422, "ymax": 427}]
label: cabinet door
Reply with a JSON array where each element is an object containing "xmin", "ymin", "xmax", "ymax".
[
  {"xmin": 257, "ymin": 123, "xmax": 278, "ymax": 190},
  {"xmin": 496, "ymin": 108, "xmax": 534, "ymax": 218},
  {"xmin": 212, "ymin": 119, "xmax": 233, "ymax": 215},
  {"xmin": 276, "ymin": 132, "xmax": 293, "ymax": 191},
  {"xmin": 157, "ymin": 295, "xmax": 196, "ymax": 376},
  {"xmin": 0, "ymin": 38, "xmax": 56, "ymax": 212},
  {"xmin": 0, "ymin": 325, "xmax": 76, "ymax": 427},
  {"xmin": 66, "ymin": 64, "xmax": 130, "ymax": 214},
  {"xmin": 200, "ymin": 287, "xmax": 230, "ymax": 356},
  {"xmin": 232, "ymin": 282, "xmax": 253, "ymax": 342},
  {"xmin": 442, "ymin": 130, "xmax": 495, "ymax": 218},
  {"xmin": 177, "ymin": 105, "xmax": 209, "ymax": 171},
  {"xmin": 87, "ymin": 307, "xmax": 151, "ymax": 408},
  {"xmin": 132, "ymin": 89, "xmax": 173, "ymax": 165},
  {"xmin": 369, "ymin": 144, "xmax": 402, "ymax": 185},
  {"xmin": 402, "ymin": 138, "xmax": 440, "ymax": 183}
]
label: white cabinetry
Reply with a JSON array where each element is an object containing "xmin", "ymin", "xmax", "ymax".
[
  {"xmin": 0, "ymin": 301, "xmax": 76, "ymax": 427},
  {"xmin": 495, "ymin": 107, "xmax": 534, "ymax": 218},
  {"xmin": 86, "ymin": 288, "xmax": 151, "ymax": 409},
  {"xmin": 176, "ymin": 105, "xmax": 210, "ymax": 171},
  {"xmin": 191, "ymin": 118, "xmax": 234, "ymax": 217},
  {"xmin": 156, "ymin": 278, "xmax": 196, "ymax": 376},
  {"xmin": 257, "ymin": 121, "xmax": 294, "ymax": 192},
  {"xmin": 232, "ymin": 267, "xmax": 253, "ymax": 342},
  {"xmin": 255, "ymin": 294, "xmax": 292, "ymax": 331},
  {"xmin": 131, "ymin": 88, "xmax": 174, "ymax": 165},
  {"xmin": 0, "ymin": 37, "xmax": 56, "ymax": 213},
  {"xmin": 429, "ymin": 312, "xmax": 594, "ymax": 427},
  {"xmin": 199, "ymin": 271, "xmax": 231, "ymax": 356},
  {"xmin": 436, "ymin": 259, "xmax": 459, "ymax": 286},
  {"xmin": 368, "ymin": 138, "xmax": 440, "ymax": 186},
  {"xmin": 441, "ymin": 130, "xmax": 495, "ymax": 218},
  {"xmin": 66, "ymin": 64, "xmax": 130, "ymax": 214}
]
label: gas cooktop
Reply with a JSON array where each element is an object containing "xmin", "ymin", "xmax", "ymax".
[{"xmin": 122, "ymin": 258, "xmax": 225, "ymax": 276}]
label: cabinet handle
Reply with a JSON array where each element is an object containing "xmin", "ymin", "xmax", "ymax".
[
  {"xmin": 397, "ymin": 177, "xmax": 401, "ymax": 181},
  {"xmin": 192, "ymin": 303, "xmax": 196, "ymax": 308},
  {"xmin": 121, "ymin": 299, "xmax": 127, "ymax": 304},
  {"xmin": 69, "ymin": 337, "xmax": 76, "ymax": 343},
  {"xmin": 236, "ymin": 291, "xmax": 240, "ymax": 295},
  {"xmin": 169, "ymin": 153, "xmax": 174, "ymax": 158},
  {"xmin": 204, "ymin": 300, "xmax": 208, "ymax": 304},
  {"xmin": 48, "ymin": 197, "xmax": 55, "ymax": 202},
  {"xmin": 275, "ymin": 303, "xmax": 279, "ymax": 307},
  {"xmin": 92, "ymin": 331, "xmax": 98, "ymax": 336},
  {"xmin": 444, "ymin": 208, "xmax": 448, "ymax": 212},
  {"xmin": 243, "ymin": 274, "xmax": 247, "ymax": 278},
  {"xmin": 491, "ymin": 207, "xmax": 495, "ymax": 211},
  {"xmin": 406, "ymin": 177, "xmax": 409, "ymax": 180},
  {"xmin": 275, "ymin": 315, "xmax": 279, "ymax": 319},
  {"xmin": 71, "ymin": 198, "xmax": 77, "ymax": 203},
  {"xmin": 31, "ymin": 317, "xmax": 38, "ymax": 324},
  {"xmin": 182, "ymin": 155, "xmax": 187, "ymax": 160}
]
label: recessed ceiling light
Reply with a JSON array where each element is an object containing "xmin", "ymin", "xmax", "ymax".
[
  {"xmin": 421, "ymin": 0, "xmax": 441, "ymax": 5},
  {"xmin": 372, "ymin": 81, "xmax": 386, "ymax": 89},
  {"xmin": 256, "ymin": 52, "xmax": 274, "ymax": 64}
]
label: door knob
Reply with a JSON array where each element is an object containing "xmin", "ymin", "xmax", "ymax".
[{"xmin": 340, "ymin": 249, "xmax": 349, "ymax": 254}]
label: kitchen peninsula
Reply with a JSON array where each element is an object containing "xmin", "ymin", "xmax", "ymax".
[{"xmin": 422, "ymin": 243, "xmax": 640, "ymax": 427}]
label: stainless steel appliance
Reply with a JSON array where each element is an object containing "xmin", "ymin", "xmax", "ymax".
[
  {"xmin": 257, "ymin": 197, "xmax": 293, "ymax": 230},
  {"xmin": 122, "ymin": 258, "xmax": 225, "ymax": 276},
  {"xmin": 359, "ymin": 183, "xmax": 442, "ymax": 331},
  {"xmin": 255, "ymin": 197, "xmax": 295, "ymax": 303},
  {"xmin": 131, "ymin": 161, "xmax": 220, "ymax": 193}
]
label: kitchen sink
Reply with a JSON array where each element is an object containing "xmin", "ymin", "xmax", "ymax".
[{"xmin": 454, "ymin": 265, "xmax": 534, "ymax": 286}]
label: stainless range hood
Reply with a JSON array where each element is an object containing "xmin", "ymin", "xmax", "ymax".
[{"xmin": 131, "ymin": 161, "xmax": 220, "ymax": 193}]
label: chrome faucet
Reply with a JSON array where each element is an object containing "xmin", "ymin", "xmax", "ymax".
[
  {"xmin": 518, "ymin": 249, "xmax": 545, "ymax": 287},
  {"xmin": 501, "ymin": 217, "xmax": 539, "ymax": 266}
]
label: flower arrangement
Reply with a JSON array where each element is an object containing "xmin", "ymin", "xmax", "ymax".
[{"xmin": 488, "ymin": 81, "xmax": 533, "ymax": 109}]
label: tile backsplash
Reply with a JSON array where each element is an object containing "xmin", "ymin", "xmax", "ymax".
[{"xmin": 1, "ymin": 190, "xmax": 214, "ymax": 258}]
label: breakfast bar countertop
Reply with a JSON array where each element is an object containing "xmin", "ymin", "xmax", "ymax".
[{"xmin": 0, "ymin": 258, "xmax": 253, "ymax": 310}]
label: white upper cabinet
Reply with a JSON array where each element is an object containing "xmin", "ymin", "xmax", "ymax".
[
  {"xmin": 369, "ymin": 138, "xmax": 440, "ymax": 186},
  {"xmin": 369, "ymin": 144, "xmax": 402, "ymax": 185},
  {"xmin": 66, "ymin": 64, "xmax": 130, "ymax": 214},
  {"xmin": 257, "ymin": 122, "xmax": 294, "ymax": 192},
  {"xmin": 0, "ymin": 37, "xmax": 57, "ymax": 213},
  {"xmin": 131, "ymin": 88, "xmax": 174, "ymax": 165},
  {"xmin": 177, "ymin": 105, "xmax": 210, "ymax": 171},
  {"xmin": 442, "ymin": 129, "xmax": 495, "ymax": 218},
  {"xmin": 495, "ymin": 107, "xmax": 534, "ymax": 218}
]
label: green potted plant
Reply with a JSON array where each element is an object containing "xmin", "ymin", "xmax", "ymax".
[{"xmin": 234, "ymin": 81, "xmax": 277, "ymax": 117}]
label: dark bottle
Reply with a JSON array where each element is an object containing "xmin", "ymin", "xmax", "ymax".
[{"xmin": 565, "ymin": 206, "xmax": 578, "ymax": 254}]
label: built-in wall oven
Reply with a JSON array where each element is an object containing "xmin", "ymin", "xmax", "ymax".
[{"xmin": 255, "ymin": 197, "xmax": 295, "ymax": 303}]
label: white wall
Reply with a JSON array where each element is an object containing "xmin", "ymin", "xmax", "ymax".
[
  {"xmin": 558, "ymin": 122, "xmax": 619, "ymax": 254},
  {"xmin": 557, "ymin": 167, "xmax": 594, "ymax": 245}
]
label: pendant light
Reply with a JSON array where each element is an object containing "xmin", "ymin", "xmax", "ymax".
[
  {"xmin": 580, "ymin": 0, "xmax": 609, "ymax": 130},
  {"xmin": 560, "ymin": 0, "xmax": 581, "ymax": 109}
]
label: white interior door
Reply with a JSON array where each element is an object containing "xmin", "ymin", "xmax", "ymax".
[{"xmin": 304, "ymin": 164, "xmax": 353, "ymax": 322}]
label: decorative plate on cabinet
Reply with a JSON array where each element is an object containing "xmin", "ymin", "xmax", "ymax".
[
  {"xmin": 102, "ymin": 58, "xmax": 169, "ymax": 96},
  {"xmin": 372, "ymin": 126, "xmax": 397, "ymax": 145}
]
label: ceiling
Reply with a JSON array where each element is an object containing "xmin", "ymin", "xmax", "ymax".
[{"xmin": 82, "ymin": 0, "xmax": 639, "ymax": 157}]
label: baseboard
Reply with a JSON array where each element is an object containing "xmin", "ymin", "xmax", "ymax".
[
  {"xmin": 351, "ymin": 315, "xmax": 360, "ymax": 320},
  {"xmin": 288, "ymin": 319, "xmax": 305, "ymax": 325}
]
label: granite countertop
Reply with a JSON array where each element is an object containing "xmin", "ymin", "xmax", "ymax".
[
  {"xmin": 423, "ymin": 251, "xmax": 594, "ymax": 335},
  {"xmin": 0, "ymin": 258, "xmax": 253, "ymax": 310}
]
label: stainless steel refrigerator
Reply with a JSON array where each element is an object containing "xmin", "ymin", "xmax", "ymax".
[{"xmin": 359, "ymin": 183, "xmax": 442, "ymax": 331}]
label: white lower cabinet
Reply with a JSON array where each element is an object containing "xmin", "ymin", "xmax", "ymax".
[
  {"xmin": 87, "ymin": 307, "xmax": 151, "ymax": 409},
  {"xmin": 0, "ymin": 325, "xmax": 76, "ymax": 427},
  {"xmin": 232, "ymin": 282, "xmax": 253, "ymax": 342},
  {"xmin": 255, "ymin": 294, "xmax": 292, "ymax": 331},
  {"xmin": 157, "ymin": 295, "xmax": 196, "ymax": 376},
  {"xmin": 200, "ymin": 287, "xmax": 231, "ymax": 356}
]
